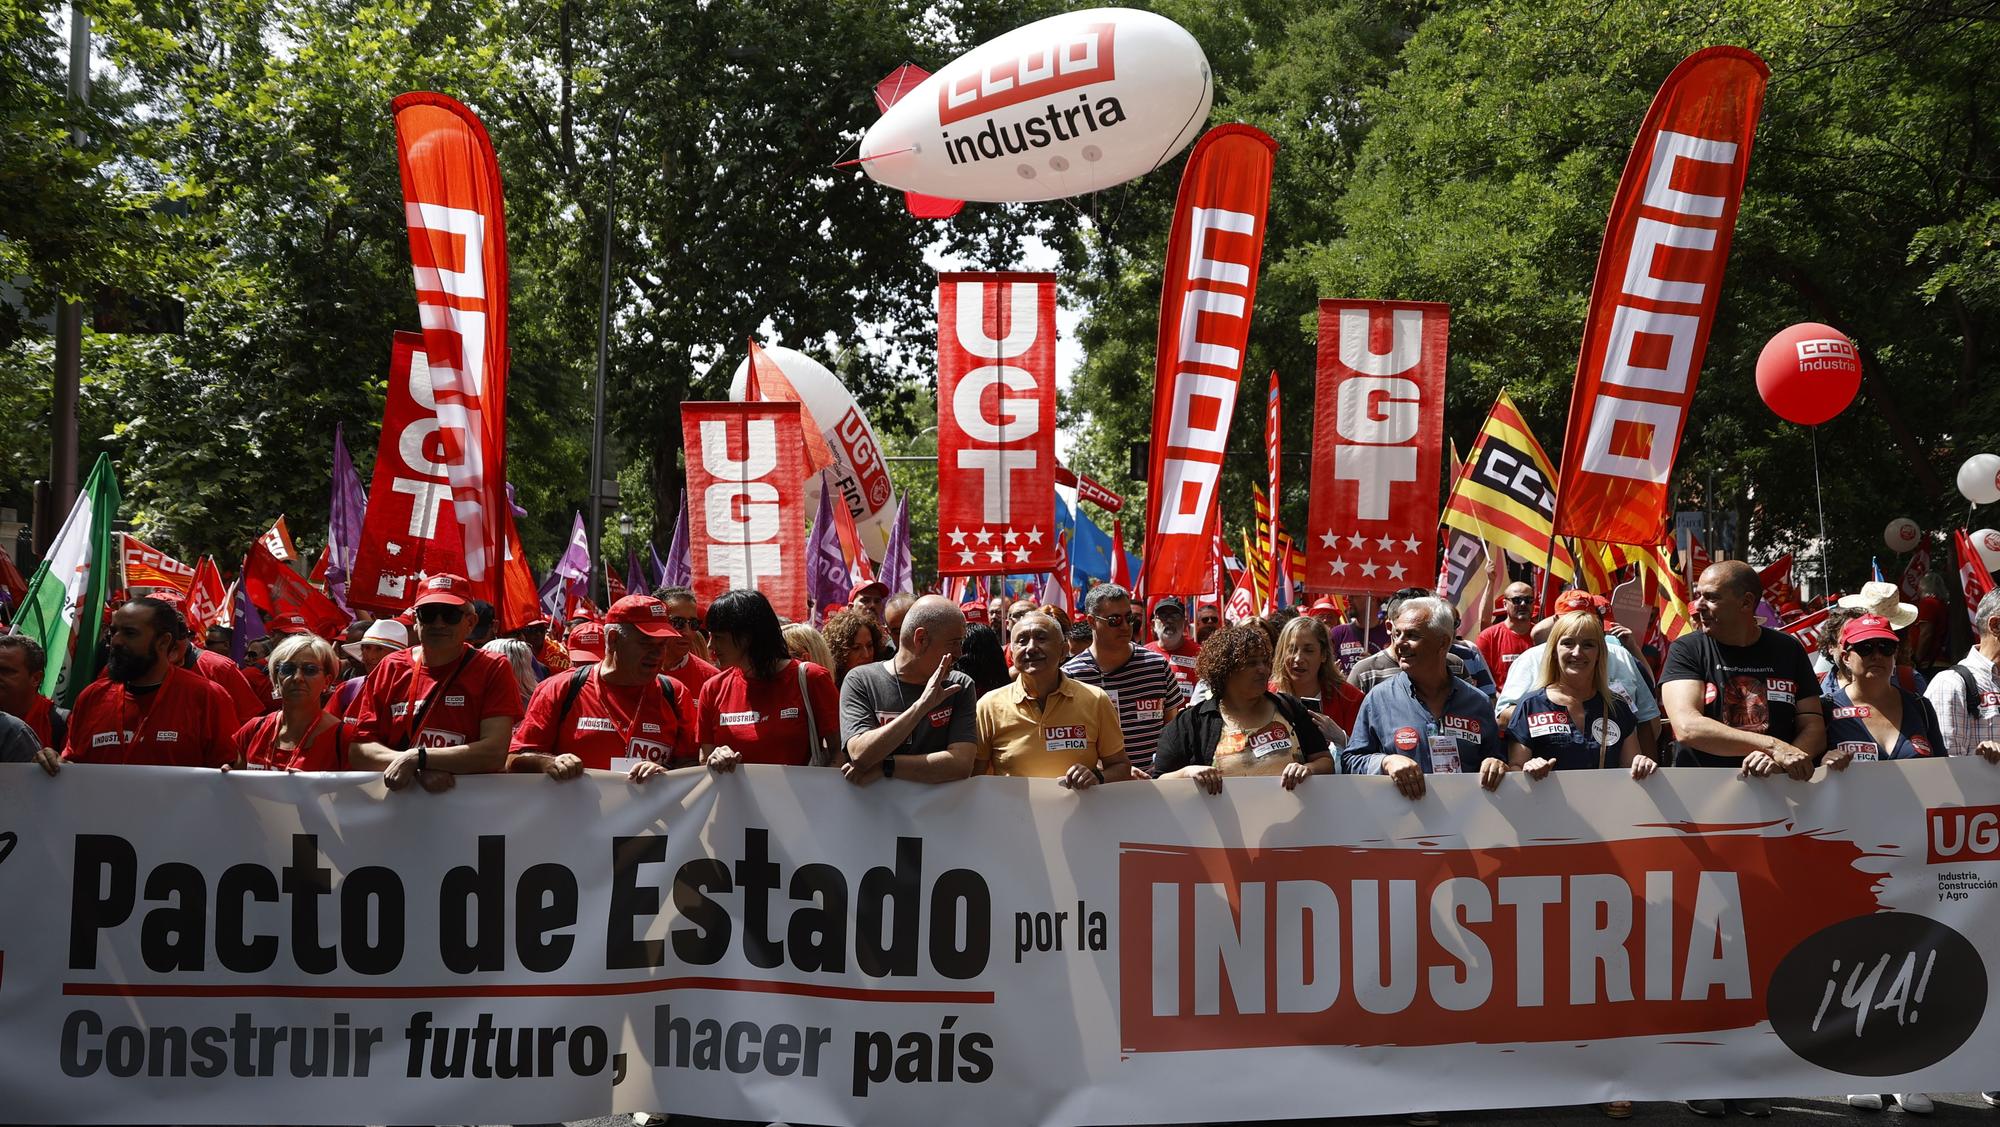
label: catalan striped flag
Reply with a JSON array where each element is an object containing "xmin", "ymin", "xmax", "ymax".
[
  {"xmin": 1633, "ymin": 543, "xmax": 1696, "ymax": 641},
  {"xmin": 1443, "ymin": 391, "xmax": 1575, "ymax": 581}
]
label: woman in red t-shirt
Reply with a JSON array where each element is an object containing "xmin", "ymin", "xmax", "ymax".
[
  {"xmin": 698, "ymin": 590, "xmax": 839, "ymax": 769},
  {"xmin": 231, "ymin": 634, "xmax": 355, "ymax": 772}
]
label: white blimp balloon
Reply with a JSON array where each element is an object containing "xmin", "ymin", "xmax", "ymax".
[
  {"xmin": 729, "ymin": 346, "xmax": 897, "ymax": 558},
  {"xmin": 1976, "ymin": 529, "xmax": 2000, "ymax": 574},
  {"xmin": 1883, "ymin": 517, "xmax": 1921, "ymax": 553},
  {"xmin": 858, "ymin": 7, "xmax": 1212, "ymax": 206},
  {"xmin": 1959, "ymin": 453, "xmax": 2000, "ymax": 505}
]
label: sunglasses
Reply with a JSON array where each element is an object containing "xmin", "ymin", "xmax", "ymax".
[
  {"xmin": 1846, "ymin": 640, "xmax": 1898, "ymax": 657},
  {"xmin": 667, "ymin": 616, "xmax": 703, "ymax": 633},
  {"xmin": 1093, "ymin": 613, "xmax": 1129, "ymax": 627},
  {"xmin": 415, "ymin": 605, "xmax": 465, "ymax": 625},
  {"xmin": 1507, "ymin": 595, "xmax": 1535, "ymax": 605},
  {"xmin": 274, "ymin": 662, "xmax": 324, "ymax": 678}
]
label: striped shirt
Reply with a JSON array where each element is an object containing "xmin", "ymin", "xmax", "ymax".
[
  {"xmin": 1061, "ymin": 644, "xmax": 1186, "ymax": 772},
  {"xmin": 1923, "ymin": 646, "xmax": 2000, "ymax": 756}
]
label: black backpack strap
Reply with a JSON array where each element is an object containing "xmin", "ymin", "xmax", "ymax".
[
  {"xmin": 550, "ymin": 667, "xmax": 592, "ymax": 753},
  {"xmin": 655, "ymin": 675, "xmax": 681, "ymax": 722}
]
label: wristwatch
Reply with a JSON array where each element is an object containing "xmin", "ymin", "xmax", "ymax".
[{"xmin": 881, "ymin": 754, "xmax": 897, "ymax": 778}]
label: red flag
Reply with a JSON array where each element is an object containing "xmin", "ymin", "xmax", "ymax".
[
  {"xmin": 604, "ymin": 560, "xmax": 628, "ymax": 603},
  {"xmin": 1264, "ymin": 368, "xmax": 1282, "ymax": 598},
  {"xmin": 1110, "ymin": 519, "xmax": 1133, "ymax": 591},
  {"xmin": 348, "ymin": 333, "xmax": 469, "ymax": 613},
  {"xmin": 682, "ymin": 401, "xmax": 810, "ymax": 622},
  {"xmin": 936, "ymin": 272, "xmax": 1059, "ymax": 576},
  {"xmin": 745, "ymin": 338, "xmax": 836, "ymax": 477},
  {"xmin": 1759, "ymin": 554, "xmax": 1805, "ymax": 617},
  {"xmin": 184, "ymin": 556, "xmax": 228, "ymax": 638},
  {"xmin": 1054, "ymin": 464, "xmax": 1125, "ymax": 513},
  {"xmin": 1900, "ymin": 540, "xmax": 1932, "ymax": 602},
  {"xmin": 0, "ymin": 544, "xmax": 28, "ymax": 610},
  {"xmin": 1139, "ymin": 125, "xmax": 1279, "ymax": 594},
  {"xmin": 832, "ymin": 491, "xmax": 877, "ymax": 585},
  {"xmin": 243, "ymin": 540, "xmax": 349, "ymax": 639},
  {"xmin": 393, "ymin": 92, "xmax": 514, "ymax": 607},
  {"xmin": 1781, "ymin": 606, "xmax": 1832, "ymax": 651},
  {"xmin": 258, "ymin": 517, "xmax": 300, "ymax": 566},
  {"xmin": 1305, "ymin": 301, "xmax": 1451, "ymax": 596},
  {"xmin": 1552, "ymin": 48, "xmax": 1769, "ymax": 545},
  {"xmin": 1957, "ymin": 529, "xmax": 1995, "ymax": 629},
  {"xmin": 120, "ymin": 534, "xmax": 197, "ymax": 593},
  {"xmin": 497, "ymin": 512, "xmax": 540, "ymax": 631}
]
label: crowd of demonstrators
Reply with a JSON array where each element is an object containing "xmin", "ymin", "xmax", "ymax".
[
  {"xmin": 34, "ymin": 596, "xmax": 241, "ymax": 773},
  {"xmin": 1349, "ymin": 587, "xmax": 1496, "ymax": 698}
]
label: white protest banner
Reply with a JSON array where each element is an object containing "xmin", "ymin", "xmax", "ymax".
[{"xmin": 3, "ymin": 761, "xmax": 1999, "ymax": 1125}]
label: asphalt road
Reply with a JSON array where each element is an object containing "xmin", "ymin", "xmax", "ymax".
[{"xmin": 554, "ymin": 1093, "xmax": 2000, "ymax": 1127}]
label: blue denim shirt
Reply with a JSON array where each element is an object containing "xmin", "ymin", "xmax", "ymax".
[{"xmin": 1341, "ymin": 670, "xmax": 1502, "ymax": 776}]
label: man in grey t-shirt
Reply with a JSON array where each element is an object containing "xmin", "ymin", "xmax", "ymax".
[
  {"xmin": 840, "ymin": 595, "xmax": 977, "ymax": 783},
  {"xmin": 0, "ymin": 710, "xmax": 38, "ymax": 764}
]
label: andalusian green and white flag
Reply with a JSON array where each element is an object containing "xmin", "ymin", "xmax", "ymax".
[{"xmin": 13, "ymin": 455, "xmax": 121, "ymax": 705}]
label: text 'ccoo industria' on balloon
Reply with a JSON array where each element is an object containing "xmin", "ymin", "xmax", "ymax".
[{"xmin": 858, "ymin": 7, "xmax": 1212, "ymax": 207}]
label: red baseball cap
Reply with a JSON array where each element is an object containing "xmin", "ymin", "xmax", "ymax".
[
  {"xmin": 1307, "ymin": 598, "xmax": 1340, "ymax": 618},
  {"xmin": 963, "ymin": 601, "xmax": 990, "ymax": 624},
  {"xmin": 1840, "ymin": 614, "xmax": 1899, "ymax": 647},
  {"xmin": 411, "ymin": 573, "xmax": 471, "ymax": 608},
  {"xmin": 1553, "ymin": 590, "xmax": 1609, "ymax": 616},
  {"xmin": 566, "ymin": 621, "xmax": 606, "ymax": 662},
  {"xmin": 604, "ymin": 595, "xmax": 681, "ymax": 639},
  {"xmin": 850, "ymin": 579, "xmax": 889, "ymax": 602},
  {"xmin": 269, "ymin": 611, "xmax": 311, "ymax": 635}
]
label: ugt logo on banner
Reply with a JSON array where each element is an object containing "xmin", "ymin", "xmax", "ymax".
[
  {"xmin": 1306, "ymin": 301, "xmax": 1450, "ymax": 596},
  {"xmin": 681, "ymin": 401, "xmax": 808, "ymax": 622},
  {"xmin": 936, "ymin": 272, "xmax": 1058, "ymax": 576}
]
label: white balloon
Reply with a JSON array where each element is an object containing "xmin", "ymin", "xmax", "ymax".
[
  {"xmin": 1977, "ymin": 529, "xmax": 2000, "ymax": 574},
  {"xmin": 859, "ymin": 7, "xmax": 1212, "ymax": 204},
  {"xmin": 1883, "ymin": 517, "xmax": 1921, "ymax": 553},
  {"xmin": 1958, "ymin": 453, "xmax": 2000, "ymax": 505},
  {"xmin": 728, "ymin": 346, "xmax": 897, "ymax": 557}
]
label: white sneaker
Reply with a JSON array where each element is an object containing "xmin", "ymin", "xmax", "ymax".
[
  {"xmin": 1848, "ymin": 1095, "xmax": 1885, "ymax": 1111},
  {"xmin": 1894, "ymin": 1094, "xmax": 1934, "ymax": 1115}
]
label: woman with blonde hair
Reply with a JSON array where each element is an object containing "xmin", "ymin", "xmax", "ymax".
[
  {"xmin": 1505, "ymin": 610, "xmax": 1654, "ymax": 780},
  {"xmin": 1269, "ymin": 615, "xmax": 1363, "ymax": 739},
  {"xmin": 481, "ymin": 637, "xmax": 539, "ymax": 711},
  {"xmin": 232, "ymin": 633, "xmax": 354, "ymax": 771},
  {"xmin": 782, "ymin": 622, "xmax": 835, "ymax": 675}
]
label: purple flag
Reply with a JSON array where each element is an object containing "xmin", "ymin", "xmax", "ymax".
[
  {"xmin": 325, "ymin": 423, "xmax": 367, "ymax": 613},
  {"xmin": 805, "ymin": 474, "xmax": 848, "ymax": 625},
  {"xmin": 229, "ymin": 579, "xmax": 267, "ymax": 665},
  {"xmin": 625, "ymin": 550, "xmax": 646, "ymax": 602},
  {"xmin": 553, "ymin": 513, "xmax": 591, "ymax": 585},
  {"xmin": 648, "ymin": 541, "xmax": 668, "ymax": 592},
  {"xmin": 880, "ymin": 494, "xmax": 912, "ymax": 596},
  {"xmin": 663, "ymin": 489, "xmax": 692, "ymax": 588}
]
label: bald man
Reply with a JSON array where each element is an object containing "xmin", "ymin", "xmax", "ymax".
[
  {"xmin": 1662, "ymin": 560, "xmax": 1824, "ymax": 782},
  {"xmin": 839, "ymin": 595, "xmax": 977, "ymax": 784}
]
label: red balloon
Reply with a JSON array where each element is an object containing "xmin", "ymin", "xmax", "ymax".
[{"xmin": 1756, "ymin": 322, "xmax": 1861, "ymax": 426}]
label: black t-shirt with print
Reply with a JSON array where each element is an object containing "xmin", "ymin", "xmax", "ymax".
[{"xmin": 1661, "ymin": 627, "xmax": 1820, "ymax": 768}]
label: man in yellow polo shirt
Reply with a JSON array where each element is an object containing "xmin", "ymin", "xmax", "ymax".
[{"xmin": 976, "ymin": 611, "xmax": 1129, "ymax": 786}]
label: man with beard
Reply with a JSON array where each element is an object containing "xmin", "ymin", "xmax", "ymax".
[
  {"xmin": 508, "ymin": 595, "xmax": 696, "ymax": 780},
  {"xmin": 1660, "ymin": 560, "xmax": 1822, "ymax": 1120},
  {"xmin": 976, "ymin": 611, "xmax": 1127, "ymax": 786},
  {"xmin": 349, "ymin": 574, "xmax": 522, "ymax": 792},
  {"xmin": 32, "ymin": 597, "xmax": 241, "ymax": 773},
  {"xmin": 1143, "ymin": 599, "xmax": 1201, "ymax": 690}
]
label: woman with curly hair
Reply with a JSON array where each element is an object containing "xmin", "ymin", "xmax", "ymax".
[
  {"xmin": 820, "ymin": 609, "xmax": 884, "ymax": 687},
  {"xmin": 1152, "ymin": 624, "xmax": 1333, "ymax": 792},
  {"xmin": 1270, "ymin": 615, "xmax": 1362, "ymax": 741}
]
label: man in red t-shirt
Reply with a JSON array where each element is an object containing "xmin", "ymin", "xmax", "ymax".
[
  {"xmin": 349, "ymin": 573, "xmax": 522, "ymax": 791},
  {"xmin": 509, "ymin": 595, "xmax": 698, "ymax": 780},
  {"xmin": 1475, "ymin": 581, "xmax": 1538, "ymax": 679},
  {"xmin": 0, "ymin": 634, "xmax": 65, "ymax": 751},
  {"xmin": 147, "ymin": 588, "xmax": 265, "ymax": 723},
  {"xmin": 653, "ymin": 588, "xmax": 719, "ymax": 697},
  {"xmin": 1143, "ymin": 599, "xmax": 1201, "ymax": 689},
  {"xmin": 34, "ymin": 598, "xmax": 240, "ymax": 774}
]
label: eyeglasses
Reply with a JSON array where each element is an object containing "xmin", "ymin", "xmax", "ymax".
[
  {"xmin": 274, "ymin": 662, "xmax": 324, "ymax": 678},
  {"xmin": 1846, "ymin": 640, "xmax": 1898, "ymax": 657},
  {"xmin": 415, "ymin": 605, "xmax": 465, "ymax": 625},
  {"xmin": 1093, "ymin": 613, "xmax": 1128, "ymax": 627}
]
